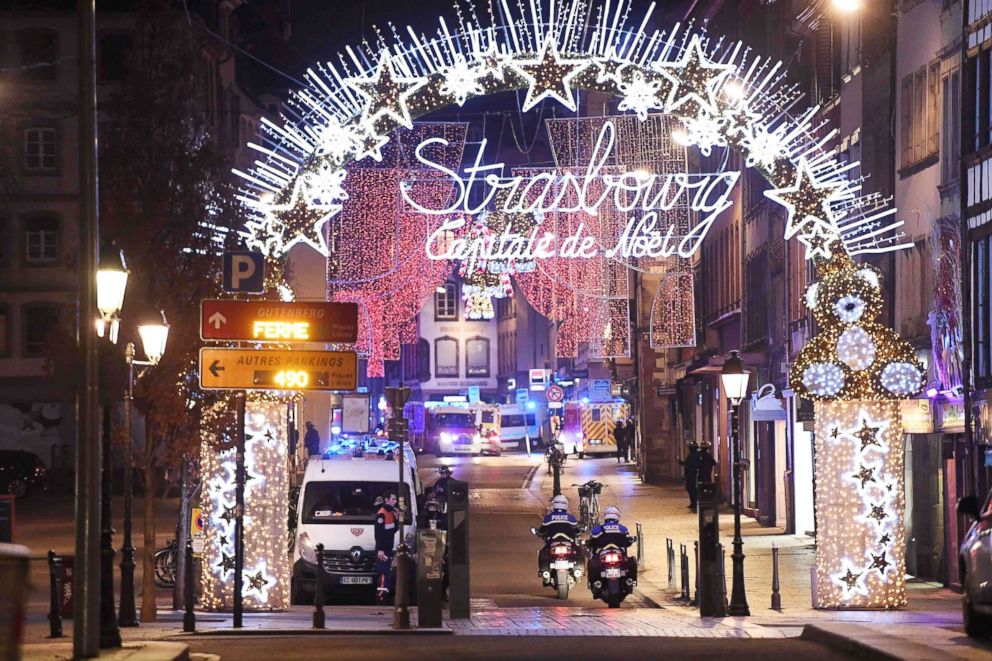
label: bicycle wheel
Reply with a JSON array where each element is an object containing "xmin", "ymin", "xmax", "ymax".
[{"xmin": 579, "ymin": 501, "xmax": 589, "ymax": 529}]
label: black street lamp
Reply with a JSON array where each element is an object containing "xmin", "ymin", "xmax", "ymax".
[
  {"xmin": 96, "ymin": 246, "xmax": 128, "ymax": 649},
  {"xmin": 720, "ymin": 350, "xmax": 750, "ymax": 617},
  {"xmin": 119, "ymin": 311, "xmax": 169, "ymax": 627}
]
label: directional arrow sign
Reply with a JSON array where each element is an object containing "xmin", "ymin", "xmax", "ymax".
[
  {"xmin": 200, "ymin": 300, "xmax": 358, "ymax": 343},
  {"xmin": 199, "ymin": 348, "xmax": 358, "ymax": 391}
]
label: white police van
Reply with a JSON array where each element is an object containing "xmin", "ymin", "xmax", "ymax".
[{"xmin": 290, "ymin": 439, "xmax": 423, "ymax": 604}]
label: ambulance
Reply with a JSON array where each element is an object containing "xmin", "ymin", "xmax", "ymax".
[{"xmin": 561, "ymin": 399, "xmax": 631, "ymax": 458}]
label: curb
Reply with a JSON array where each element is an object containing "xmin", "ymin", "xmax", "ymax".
[
  {"xmin": 21, "ymin": 641, "xmax": 190, "ymax": 661},
  {"xmin": 167, "ymin": 627, "xmax": 454, "ymax": 637},
  {"xmin": 800, "ymin": 623, "xmax": 943, "ymax": 660}
]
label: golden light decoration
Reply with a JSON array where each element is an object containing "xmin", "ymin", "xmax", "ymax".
[
  {"xmin": 813, "ymin": 400, "xmax": 906, "ymax": 609},
  {"xmin": 199, "ymin": 399, "xmax": 290, "ymax": 611},
  {"xmin": 790, "ymin": 257, "xmax": 924, "ymax": 402}
]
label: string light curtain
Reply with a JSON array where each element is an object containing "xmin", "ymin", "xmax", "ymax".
[{"xmin": 326, "ymin": 124, "xmax": 465, "ymax": 376}]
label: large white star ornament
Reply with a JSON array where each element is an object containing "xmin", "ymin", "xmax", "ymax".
[
  {"xmin": 346, "ymin": 52, "xmax": 427, "ymax": 129},
  {"xmin": 253, "ymin": 178, "xmax": 338, "ymax": 257},
  {"xmin": 764, "ymin": 158, "xmax": 845, "ymax": 241},
  {"xmin": 511, "ymin": 37, "xmax": 586, "ymax": 112},
  {"xmin": 654, "ymin": 34, "xmax": 735, "ymax": 116}
]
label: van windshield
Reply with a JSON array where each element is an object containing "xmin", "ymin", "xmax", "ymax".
[
  {"xmin": 435, "ymin": 413, "xmax": 473, "ymax": 428},
  {"xmin": 302, "ymin": 481, "xmax": 412, "ymax": 524},
  {"xmin": 501, "ymin": 414, "xmax": 537, "ymax": 428}
]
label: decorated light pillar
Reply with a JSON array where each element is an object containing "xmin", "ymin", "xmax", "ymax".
[
  {"xmin": 791, "ymin": 254, "xmax": 924, "ymax": 609},
  {"xmin": 199, "ymin": 397, "xmax": 291, "ymax": 611}
]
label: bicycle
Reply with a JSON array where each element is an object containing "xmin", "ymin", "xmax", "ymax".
[
  {"xmin": 154, "ymin": 538, "xmax": 178, "ymax": 588},
  {"xmin": 573, "ymin": 480, "xmax": 605, "ymax": 529}
]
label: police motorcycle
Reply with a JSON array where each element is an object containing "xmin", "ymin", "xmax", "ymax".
[
  {"xmin": 531, "ymin": 495, "xmax": 585, "ymax": 600},
  {"xmin": 583, "ymin": 505, "xmax": 638, "ymax": 608}
]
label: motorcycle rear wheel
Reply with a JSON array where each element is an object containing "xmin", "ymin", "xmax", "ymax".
[
  {"xmin": 556, "ymin": 570, "xmax": 570, "ymax": 600},
  {"xmin": 607, "ymin": 593, "xmax": 622, "ymax": 608}
]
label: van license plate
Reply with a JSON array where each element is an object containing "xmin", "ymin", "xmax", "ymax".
[{"xmin": 340, "ymin": 576, "xmax": 373, "ymax": 585}]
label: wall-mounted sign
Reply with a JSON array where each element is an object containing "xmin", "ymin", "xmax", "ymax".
[{"xmin": 899, "ymin": 399, "xmax": 933, "ymax": 434}]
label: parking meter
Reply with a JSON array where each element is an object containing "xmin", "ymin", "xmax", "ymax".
[
  {"xmin": 416, "ymin": 529, "xmax": 446, "ymax": 628},
  {"xmin": 697, "ymin": 481, "xmax": 727, "ymax": 616},
  {"xmin": 446, "ymin": 478, "xmax": 470, "ymax": 619}
]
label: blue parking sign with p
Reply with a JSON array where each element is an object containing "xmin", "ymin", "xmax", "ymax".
[{"xmin": 223, "ymin": 251, "xmax": 265, "ymax": 293}]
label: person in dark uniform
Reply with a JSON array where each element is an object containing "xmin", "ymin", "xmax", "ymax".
[
  {"xmin": 682, "ymin": 442, "xmax": 701, "ymax": 511},
  {"xmin": 374, "ymin": 492, "xmax": 399, "ymax": 602},
  {"xmin": 534, "ymin": 495, "xmax": 580, "ymax": 585},
  {"xmin": 697, "ymin": 442, "xmax": 717, "ymax": 484},
  {"xmin": 586, "ymin": 505, "xmax": 637, "ymax": 592},
  {"xmin": 304, "ymin": 421, "xmax": 321, "ymax": 456},
  {"xmin": 615, "ymin": 420, "xmax": 627, "ymax": 463}
]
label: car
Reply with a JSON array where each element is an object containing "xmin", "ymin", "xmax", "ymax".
[
  {"xmin": 0, "ymin": 450, "xmax": 48, "ymax": 498},
  {"xmin": 957, "ymin": 489, "xmax": 992, "ymax": 638}
]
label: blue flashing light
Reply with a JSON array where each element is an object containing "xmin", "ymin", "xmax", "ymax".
[
  {"xmin": 526, "ymin": 400, "xmax": 536, "ymax": 411},
  {"xmin": 580, "ymin": 397, "xmax": 590, "ymax": 405}
]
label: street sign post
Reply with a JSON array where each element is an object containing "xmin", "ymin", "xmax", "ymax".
[
  {"xmin": 515, "ymin": 389, "xmax": 529, "ymax": 405},
  {"xmin": 199, "ymin": 348, "xmax": 358, "ymax": 391},
  {"xmin": 222, "ymin": 251, "xmax": 265, "ymax": 293},
  {"xmin": 546, "ymin": 384, "xmax": 564, "ymax": 403},
  {"xmin": 200, "ymin": 300, "xmax": 358, "ymax": 343}
]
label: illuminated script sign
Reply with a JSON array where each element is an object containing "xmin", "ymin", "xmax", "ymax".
[{"xmin": 403, "ymin": 121, "xmax": 738, "ymax": 265}]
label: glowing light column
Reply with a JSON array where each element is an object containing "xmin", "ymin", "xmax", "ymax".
[
  {"xmin": 199, "ymin": 399, "xmax": 289, "ymax": 611},
  {"xmin": 812, "ymin": 401, "xmax": 906, "ymax": 609}
]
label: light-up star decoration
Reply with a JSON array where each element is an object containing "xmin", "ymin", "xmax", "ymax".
[
  {"xmin": 764, "ymin": 158, "xmax": 844, "ymax": 241},
  {"xmin": 591, "ymin": 50, "xmax": 627, "ymax": 86},
  {"xmin": 869, "ymin": 552, "xmax": 891, "ymax": 574},
  {"xmin": 839, "ymin": 568, "xmax": 862, "ymax": 591},
  {"xmin": 852, "ymin": 465, "xmax": 875, "ymax": 488},
  {"xmin": 245, "ymin": 570, "xmax": 270, "ymax": 593},
  {"xmin": 854, "ymin": 419, "xmax": 882, "ymax": 450},
  {"xmin": 654, "ymin": 34, "xmax": 734, "ymax": 117},
  {"xmin": 217, "ymin": 553, "xmax": 236, "ymax": 572},
  {"xmin": 798, "ymin": 221, "xmax": 839, "ymax": 260},
  {"xmin": 475, "ymin": 42, "xmax": 511, "ymax": 82},
  {"xmin": 346, "ymin": 52, "xmax": 426, "ymax": 129},
  {"xmin": 511, "ymin": 37, "xmax": 586, "ymax": 112},
  {"xmin": 255, "ymin": 178, "xmax": 338, "ymax": 255},
  {"xmin": 867, "ymin": 504, "xmax": 887, "ymax": 523}
]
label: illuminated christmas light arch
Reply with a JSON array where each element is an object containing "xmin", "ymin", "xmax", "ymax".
[{"xmin": 229, "ymin": 0, "xmax": 926, "ymax": 609}]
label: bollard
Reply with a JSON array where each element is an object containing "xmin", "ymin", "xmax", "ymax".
[
  {"xmin": 692, "ymin": 541, "xmax": 699, "ymax": 607},
  {"xmin": 771, "ymin": 544, "xmax": 782, "ymax": 611},
  {"xmin": 679, "ymin": 544, "xmax": 690, "ymax": 601},
  {"xmin": 47, "ymin": 551, "xmax": 62, "ymax": 639},
  {"xmin": 183, "ymin": 538, "xmax": 196, "ymax": 632},
  {"xmin": 719, "ymin": 543, "xmax": 728, "ymax": 609},
  {"xmin": 636, "ymin": 522, "xmax": 644, "ymax": 569},
  {"xmin": 313, "ymin": 544, "xmax": 326, "ymax": 629},
  {"xmin": 666, "ymin": 538, "xmax": 675, "ymax": 589}
]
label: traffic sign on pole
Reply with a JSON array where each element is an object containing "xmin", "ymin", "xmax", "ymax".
[
  {"xmin": 222, "ymin": 251, "xmax": 265, "ymax": 293},
  {"xmin": 198, "ymin": 348, "xmax": 358, "ymax": 391},
  {"xmin": 200, "ymin": 300, "xmax": 358, "ymax": 343},
  {"xmin": 546, "ymin": 384, "xmax": 564, "ymax": 403}
]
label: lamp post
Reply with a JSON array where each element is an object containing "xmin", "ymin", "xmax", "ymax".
[
  {"xmin": 720, "ymin": 350, "xmax": 750, "ymax": 617},
  {"xmin": 96, "ymin": 247, "xmax": 128, "ymax": 649},
  {"xmin": 119, "ymin": 312, "xmax": 169, "ymax": 627}
]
